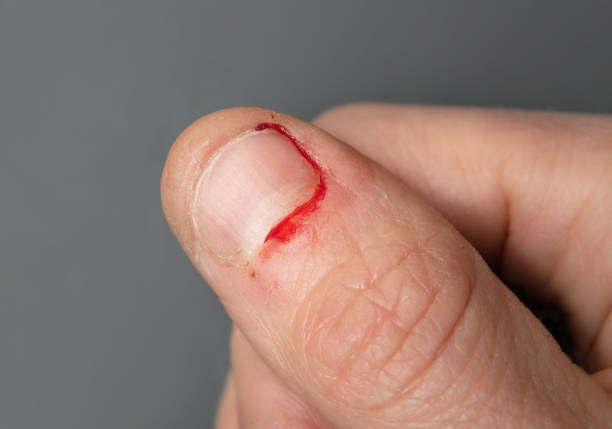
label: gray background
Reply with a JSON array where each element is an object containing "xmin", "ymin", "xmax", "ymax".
[{"xmin": 1, "ymin": 1, "xmax": 611, "ymax": 428}]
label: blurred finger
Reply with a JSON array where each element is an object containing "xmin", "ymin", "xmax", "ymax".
[
  {"xmin": 231, "ymin": 329, "xmax": 334, "ymax": 429},
  {"xmin": 215, "ymin": 372, "xmax": 239, "ymax": 429}
]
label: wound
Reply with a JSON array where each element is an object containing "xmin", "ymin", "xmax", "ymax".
[{"xmin": 254, "ymin": 122, "xmax": 327, "ymax": 244}]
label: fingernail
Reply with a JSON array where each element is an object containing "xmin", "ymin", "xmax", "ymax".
[{"xmin": 192, "ymin": 128, "xmax": 319, "ymax": 259}]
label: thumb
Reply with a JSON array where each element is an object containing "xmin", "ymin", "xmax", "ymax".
[{"xmin": 161, "ymin": 107, "xmax": 611, "ymax": 428}]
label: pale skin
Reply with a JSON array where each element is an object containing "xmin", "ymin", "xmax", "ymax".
[{"xmin": 161, "ymin": 104, "xmax": 612, "ymax": 428}]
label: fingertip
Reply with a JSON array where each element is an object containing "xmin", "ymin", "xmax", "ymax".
[{"xmin": 160, "ymin": 106, "xmax": 291, "ymax": 254}]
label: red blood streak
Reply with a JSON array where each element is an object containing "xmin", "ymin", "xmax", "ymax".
[{"xmin": 254, "ymin": 122, "xmax": 326, "ymax": 243}]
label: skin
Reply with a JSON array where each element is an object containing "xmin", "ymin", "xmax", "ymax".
[{"xmin": 161, "ymin": 104, "xmax": 612, "ymax": 428}]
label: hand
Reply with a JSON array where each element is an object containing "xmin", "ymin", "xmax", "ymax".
[{"xmin": 161, "ymin": 104, "xmax": 612, "ymax": 428}]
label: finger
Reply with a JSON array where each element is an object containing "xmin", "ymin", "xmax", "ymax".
[
  {"xmin": 162, "ymin": 107, "xmax": 612, "ymax": 428},
  {"xmin": 231, "ymin": 328, "xmax": 334, "ymax": 429},
  {"xmin": 215, "ymin": 372, "xmax": 239, "ymax": 429},
  {"xmin": 314, "ymin": 104, "xmax": 612, "ymax": 368}
]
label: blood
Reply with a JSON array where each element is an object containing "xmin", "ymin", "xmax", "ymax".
[{"xmin": 254, "ymin": 122, "xmax": 326, "ymax": 243}]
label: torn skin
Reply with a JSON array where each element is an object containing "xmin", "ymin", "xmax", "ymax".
[{"xmin": 254, "ymin": 123, "xmax": 327, "ymax": 244}]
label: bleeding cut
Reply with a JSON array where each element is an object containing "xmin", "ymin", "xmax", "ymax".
[{"xmin": 254, "ymin": 123, "xmax": 327, "ymax": 244}]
